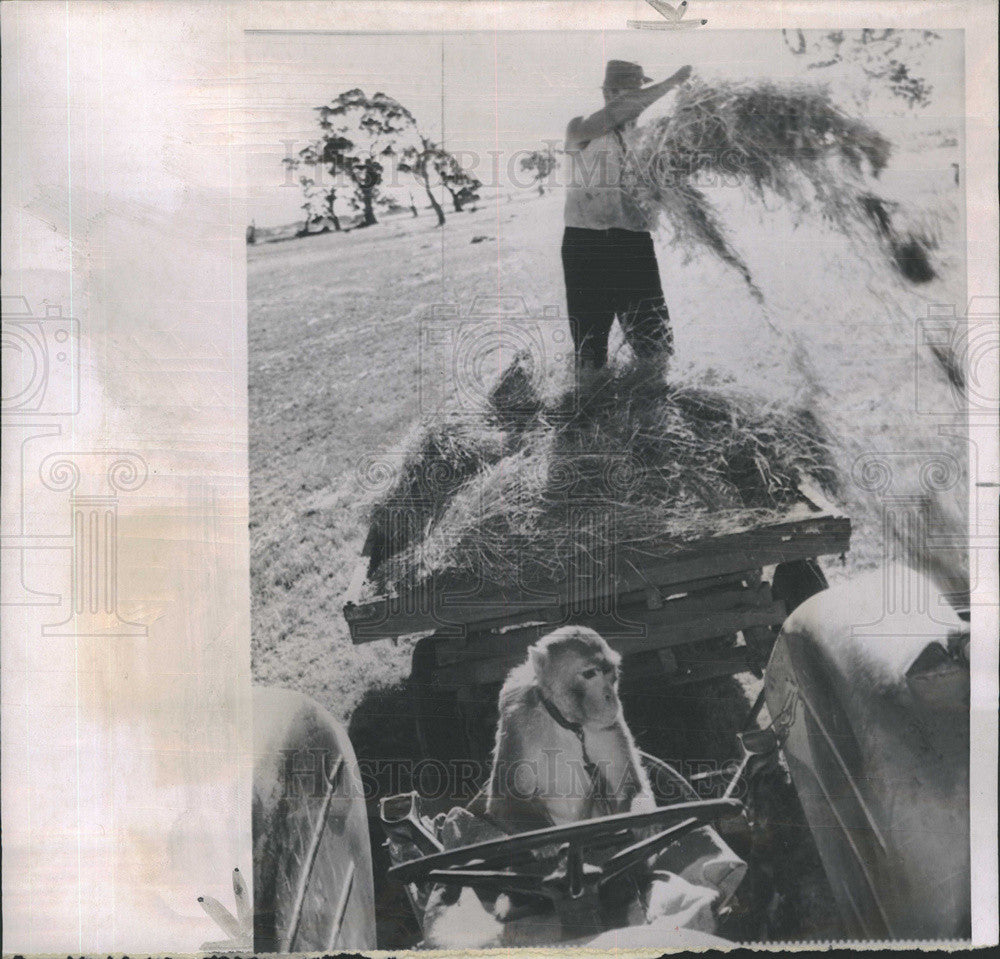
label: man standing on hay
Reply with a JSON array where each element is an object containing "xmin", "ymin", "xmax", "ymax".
[{"xmin": 563, "ymin": 59, "xmax": 691, "ymax": 372}]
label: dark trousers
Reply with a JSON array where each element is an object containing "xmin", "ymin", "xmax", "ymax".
[{"xmin": 561, "ymin": 226, "xmax": 673, "ymax": 368}]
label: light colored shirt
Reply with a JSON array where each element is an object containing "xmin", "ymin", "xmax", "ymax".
[{"xmin": 563, "ymin": 126, "xmax": 650, "ymax": 232}]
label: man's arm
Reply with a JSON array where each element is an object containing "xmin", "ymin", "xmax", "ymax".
[{"xmin": 566, "ymin": 66, "xmax": 692, "ymax": 150}]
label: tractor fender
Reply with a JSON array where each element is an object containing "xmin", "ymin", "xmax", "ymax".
[
  {"xmin": 764, "ymin": 565, "xmax": 969, "ymax": 940},
  {"xmin": 252, "ymin": 686, "xmax": 376, "ymax": 951}
]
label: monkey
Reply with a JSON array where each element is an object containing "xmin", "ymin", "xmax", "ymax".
[
  {"xmin": 485, "ymin": 625, "xmax": 655, "ymax": 832},
  {"xmin": 472, "ymin": 626, "xmax": 743, "ymax": 936}
]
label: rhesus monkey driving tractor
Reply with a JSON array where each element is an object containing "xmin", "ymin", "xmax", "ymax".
[
  {"xmin": 485, "ymin": 626, "xmax": 655, "ymax": 830},
  {"xmin": 478, "ymin": 626, "xmax": 741, "ymax": 939},
  {"xmin": 384, "ymin": 626, "xmax": 747, "ymax": 947}
]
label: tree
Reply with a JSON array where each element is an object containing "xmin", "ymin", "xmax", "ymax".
[
  {"xmin": 398, "ymin": 137, "xmax": 447, "ymax": 226},
  {"xmin": 296, "ymin": 89, "xmax": 415, "ymax": 228},
  {"xmin": 782, "ymin": 28, "xmax": 942, "ymax": 109},
  {"xmin": 294, "ymin": 170, "xmax": 322, "ymax": 235},
  {"xmin": 298, "ymin": 197, "xmax": 318, "ymax": 236},
  {"xmin": 399, "ymin": 140, "xmax": 481, "ymax": 222},
  {"xmin": 283, "ymin": 160, "xmax": 342, "ymax": 234},
  {"xmin": 432, "ymin": 149, "xmax": 482, "ymax": 211},
  {"xmin": 520, "ymin": 148, "xmax": 558, "ymax": 195},
  {"xmin": 291, "ymin": 88, "xmax": 480, "ymax": 230},
  {"xmin": 319, "ymin": 184, "xmax": 342, "ymax": 232}
]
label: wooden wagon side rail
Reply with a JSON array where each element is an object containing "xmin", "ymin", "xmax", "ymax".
[
  {"xmin": 343, "ymin": 504, "xmax": 849, "ymax": 644},
  {"xmin": 429, "ymin": 582, "xmax": 789, "ymax": 688},
  {"xmin": 433, "ymin": 584, "xmax": 777, "ymax": 666}
]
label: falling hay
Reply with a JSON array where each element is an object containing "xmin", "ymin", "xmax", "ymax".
[
  {"xmin": 624, "ymin": 77, "xmax": 937, "ymax": 293},
  {"xmin": 857, "ymin": 192, "xmax": 938, "ymax": 283},
  {"xmin": 364, "ymin": 360, "xmax": 838, "ymax": 595}
]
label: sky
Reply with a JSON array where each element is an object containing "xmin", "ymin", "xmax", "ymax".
[{"xmin": 245, "ymin": 29, "xmax": 964, "ymax": 227}]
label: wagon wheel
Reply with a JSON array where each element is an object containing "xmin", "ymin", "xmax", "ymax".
[{"xmin": 771, "ymin": 559, "xmax": 828, "ymax": 616}]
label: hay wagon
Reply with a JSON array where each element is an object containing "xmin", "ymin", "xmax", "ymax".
[{"xmin": 343, "ymin": 482, "xmax": 850, "ymax": 759}]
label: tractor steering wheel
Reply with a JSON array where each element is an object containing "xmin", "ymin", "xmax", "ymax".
[{"xmin": 387, "ymin": 797, "xmax": 743, "ymax": 903}]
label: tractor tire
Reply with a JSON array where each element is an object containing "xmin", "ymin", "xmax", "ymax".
[{"xmin": 252, "ymin": 686, "xmax": 376, "ymax": 953}]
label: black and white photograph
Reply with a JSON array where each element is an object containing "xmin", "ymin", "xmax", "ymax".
[
  {"xmin": 246, "ymin": 20, "xmax": 978, "ymax": 951},
  {"xmin": 2, "ymin": 2, "xmax": 996, "ymax": 955}
]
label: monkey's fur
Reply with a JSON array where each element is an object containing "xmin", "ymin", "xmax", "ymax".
[{"xmin": 485, "ymin": 626, "xmax": 655, "ymax": 830}]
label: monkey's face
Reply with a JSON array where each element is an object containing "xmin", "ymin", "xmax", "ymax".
[{"xmin": 565, "ymin": 654, "xmax": 621, "ymax": 727}]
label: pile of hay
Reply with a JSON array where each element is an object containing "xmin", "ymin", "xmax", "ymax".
[
  {"xmin": 364, "ymin": 360, "xmax": 837, "ymax": 595},
  {"xmin": 625, "ymin": 78, "xmax": 936, "ymax": 294},
  {"xmin": 364, "ymin": 413, "xmax": 508, "ymax": 576}
]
